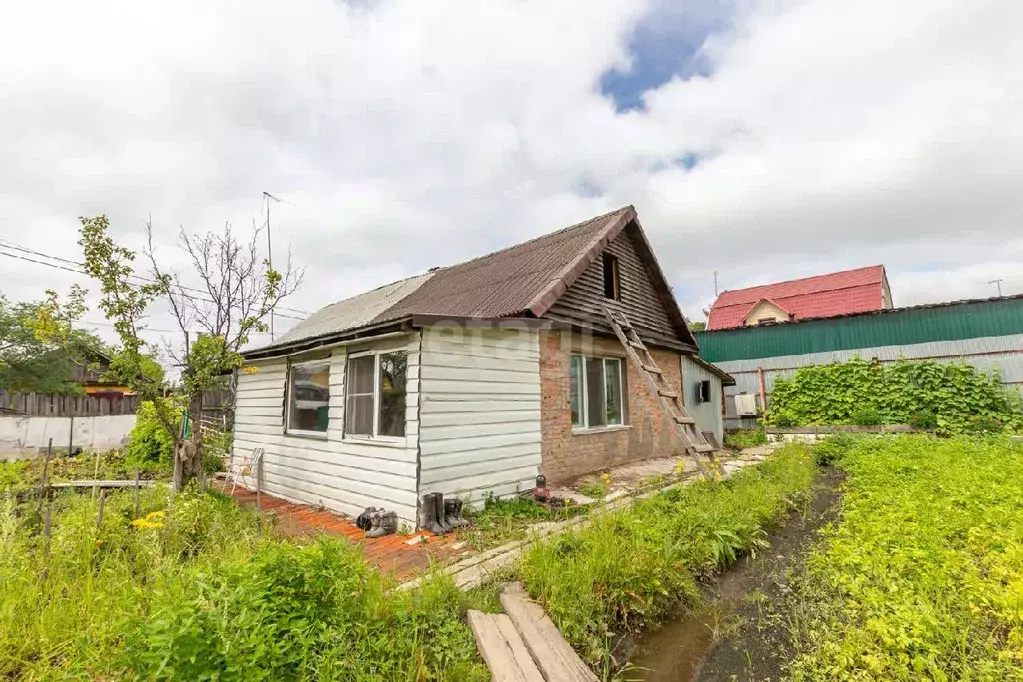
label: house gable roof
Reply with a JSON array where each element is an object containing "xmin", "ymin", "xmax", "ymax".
[
  {"xmin": 250, "ymin": 205, "xmax": 697, "ymax": 356},
  {"xmin": 707, "ymin": 265, "xmax": 886, "ymax": 331}
]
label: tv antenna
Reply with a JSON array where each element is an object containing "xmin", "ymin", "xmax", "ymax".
[
  {"xmin": 262, "ymin": 191, "xmax": 294, "ymax": 341},
  {"xmin": 987, "ymin": 279, "xmax": 1004, "ymax": 297},
  {"xmin": 713, "ymin": 270, "xmax": 719, "ymax": 297}
]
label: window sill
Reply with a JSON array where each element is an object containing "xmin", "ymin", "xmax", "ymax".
[
  {"xmin": 285, "ymin": 430, "xmax": 329, "ymax": 440},
  {"xmin": 342, "ymin": 436, "xmax": 407, "ymax": 449},
  {"xmin": 571, "ymin": 424, "xmax": 632, "ymax": 436}
]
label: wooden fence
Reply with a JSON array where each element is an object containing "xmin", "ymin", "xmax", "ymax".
[{"xmin": 0, "ymin": 391, "xmax": 139, "ymax": 417}]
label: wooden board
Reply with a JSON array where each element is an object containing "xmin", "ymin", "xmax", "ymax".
[
  {"xmin": 49, "ymin": 480, "xmax": 157, "ymax": 489},
  {"xmin": 467, "ymin": 610, "xmax": 545, "ymax": 682},
  {"xmin": 499, "ymin": 583, "xmax": 599, "ymax": 682}
]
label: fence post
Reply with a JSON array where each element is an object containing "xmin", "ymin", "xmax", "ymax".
[
  {"xmin": 68, "ymin": 415, "xmax": 74, "ymax": 456},
  {"xmin": 97, "ymin": 489, "xmax": 106, "ymax": 528},
  {"xmin": 36, "ymin": 438, "xmax": 53, "ymax": 519},
  {"xmin": 133, "ymin": 468, "xmax": 141, "ymax": 518}
]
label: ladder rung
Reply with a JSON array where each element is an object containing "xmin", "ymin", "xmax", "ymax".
[
  {"xmin": 673, "ymin": 414, "xmax": 695, "ymax": 425},
  {"xmin": 658, "ymin": 389, "xmax": 679, "ymax": 399},
  {"xmin": 627, "ymin": 340, "xmax": 647, "ymax": 350},
  {"xmin": 641, "ymin": 364, "xmax": 662, "ymax": 375},
  {"xmin": 693, "ymin": 444, "xmax": 716, "ymax": 453}
]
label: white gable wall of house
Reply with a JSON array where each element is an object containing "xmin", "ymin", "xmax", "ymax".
[
  {"xmin": 232, "ymin": 333, "xmax": 421, "ymax": 529},
  {"xmin": 418, "ymin": 325, "xmax": 542, "ymax": 507}
]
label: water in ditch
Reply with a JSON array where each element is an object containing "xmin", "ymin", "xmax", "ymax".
[{"xmin": 626, "ymin": 467, "xmax": 842, "ymax": 682}]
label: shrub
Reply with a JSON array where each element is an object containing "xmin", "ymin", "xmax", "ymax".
[
  {"xmin": 811, "ymin": 432, "xmax": 857, "ymax": 465},
  {"xmin": 124, "ymin": 400, "xmax": 182, "ymax": 470},
  {"xmin": 766, "ymin": 357, "xmax": 1023, "ymax": 435},
  {"xmin": 723, "ymin": 427, "xmax": 768, "ymax": 450}
]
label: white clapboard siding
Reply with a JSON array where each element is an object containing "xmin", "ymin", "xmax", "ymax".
[
  {"xmin": 418, "ymin": 327, "xmax": 542, "ymax": 504},
  {"xmin": 230, "ymin": 334, "xmax": 421, "ymax": 528}
]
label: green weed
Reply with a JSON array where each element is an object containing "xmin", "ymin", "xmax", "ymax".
[
  {"xmin": 0, "ymin": 480, "xmax": 488, "ymax": 680},
  {"xmin": 787, "ymin": 435, "xmax": 1023, "ymax": 681},
  {"xmin": 724, "ymin": 427, "xmax": 768, "ymax": 450},
  {"xmin": 461, "ymin": 494, "xmax": 588, "ymax": 551},
  {"xmin": 517, "ymin": 445, "xmax": 817, "ymax": 668}
]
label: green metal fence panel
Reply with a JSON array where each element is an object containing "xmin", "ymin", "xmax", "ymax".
[{"xmin": 696, "ymin": 296, "xmax": 1023, "ymax": 362}]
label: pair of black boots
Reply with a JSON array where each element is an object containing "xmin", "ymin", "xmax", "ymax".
[{"xmin": 419, "ymin": 492, "xmax": 468, "ymax": 534}]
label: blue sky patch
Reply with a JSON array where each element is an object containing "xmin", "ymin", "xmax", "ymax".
[{"xmin": 600, "ymin": 1, "xmax": 733, "ymax": 112}]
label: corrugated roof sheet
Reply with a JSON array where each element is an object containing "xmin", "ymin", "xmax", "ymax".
[
  {"xmin": 376, "ymin": 206, "xmax": 634, "ymax": 321},
  {"xmin": 271, "ymin": 272, "xmax": 435, "ymax": 346},
  {"xmin": 696, "ymin": 294, "xmax": 1023, "ymax": 363},
  {"xmin": 251, "ymin": 206, "xmax": 637, "ymax": 353},
  {"xmin": 708, "ymin": 265, "xmax": 886, "ymax": 330}
]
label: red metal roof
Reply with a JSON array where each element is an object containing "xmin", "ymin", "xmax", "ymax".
[{"xmin": 707, "ymin": 265, "xmax": 887, "ymax": 330}]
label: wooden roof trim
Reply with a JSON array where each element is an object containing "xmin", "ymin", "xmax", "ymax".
[{"xmin": 525, "ymin": 206, "xmax": 636, "ymax": 317}]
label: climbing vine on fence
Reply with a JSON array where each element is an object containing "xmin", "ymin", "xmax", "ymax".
[{"xmin": 766, "ymin": 357, "xmax": 1023, "ymax": 434}]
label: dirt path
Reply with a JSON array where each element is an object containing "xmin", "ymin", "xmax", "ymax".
[{"xmin": 627, "ymin": 466, "xmax": 843, "ymax": 682}]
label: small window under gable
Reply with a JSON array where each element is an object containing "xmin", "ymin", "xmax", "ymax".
[{"xmin": 602, "ymin": 253, "xmax": 620, "ymax": 300}]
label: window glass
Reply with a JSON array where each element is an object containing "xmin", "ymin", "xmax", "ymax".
[
  {"xmin": 288, "ymin": 361, "xmax": 330, "ymax": 433},
  {"xmin": 570, "ymin": 355, "xmax": 583, "ymax": 427},
  {"xmin": 378, "ymin": 351, "xmax": 407, "ymax": 438},
  {"xmin": 585, "ymin": 356, "xmax": 606, "ymax": 427},
  {"xmin": 604, "ymin": 358, "xmax": 623, "ymax": 425},
  {"xmin": 345, "ymin": 355, "xmax": 375, "ymax": 436}
]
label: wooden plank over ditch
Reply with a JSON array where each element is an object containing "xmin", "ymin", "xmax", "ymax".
[
  {"xmin": 467, "ymin": 610, "xmax": 544, "ymax": 682},
  {"xmin": 499, "ymin": 582, "xmax": 599, "ymax": 682}
]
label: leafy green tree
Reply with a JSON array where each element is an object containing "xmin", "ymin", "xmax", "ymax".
[
  {"xmin": 0, "ymin": 290, "xmax": 104, "ymax": 394},
  {"xmin": 687, "ymin": 320, "xmax": 707, "ymax": 332}
]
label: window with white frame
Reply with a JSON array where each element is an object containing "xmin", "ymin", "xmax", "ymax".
[
  {"xmin": 344, "ymin": 350, "xmax": 407, "ymax": 439},
  {"xmin": 287, "ymin": 358, "xmax": 331, "ymax": 435},
  {"xmin": 570, "ymin": 355, "xmax": 625, "ymax": 429}
]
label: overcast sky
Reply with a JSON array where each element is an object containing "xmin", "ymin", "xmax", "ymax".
[{"xmin": 2, "ymin": 0, "xmax": 1021, "ymax": 353}]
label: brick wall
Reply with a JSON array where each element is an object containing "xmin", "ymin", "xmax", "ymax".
[{"xmin": 539, "ymin": 329, "xmax": 685, "ymax": 484}]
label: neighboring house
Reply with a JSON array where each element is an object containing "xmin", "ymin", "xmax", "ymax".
[
  {"xmin": 707, "ymin": 265, "xmax": 892, "ymax": 331},
  {"xmin": 696, "ymin": 294, "xmax": 1023, "ymax": 429},
  {"xmin": 233, "ymin": 206, "xmax": 732, "ymax": 529},
  {"xmin": 68, "ymin": 347, "xmax": 133, "ymax": 397}
]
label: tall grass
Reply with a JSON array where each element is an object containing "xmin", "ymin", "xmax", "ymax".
[
  {"xmin": 788, "ymin": 436, "xmax": 1023, "ymax": 681},
  {"xmin": 518, "ymin": 445, "xmax": 817, "ymax": 666},
  {"xmin": 0, "ymin": 483, "xmax": 488, "ymax": 680}
]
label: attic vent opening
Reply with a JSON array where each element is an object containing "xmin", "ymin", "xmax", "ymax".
[{"xmin": 602, "ymin": 254, "xmax": 620, "ymax": 300}]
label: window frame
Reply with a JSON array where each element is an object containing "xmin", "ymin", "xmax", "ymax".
[
  {"xmin": 570, "ymin": 353, "xmax": 627, "ymax": 431},
  {"xmin": 602, "ymin": 253, "xmax": 621, "ymax": 300},
  {"xmin": 342, "ymin": 349, "xmax": 408, "ymax": 443},
  {"xmin": 285, "ymin": 357, "xmax": 332, "ymax": 438}
]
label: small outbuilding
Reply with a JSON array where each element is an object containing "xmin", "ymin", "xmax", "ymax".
[{"xmin": 233, "ymin": 206, "xmax": 732, "ymax": 529}]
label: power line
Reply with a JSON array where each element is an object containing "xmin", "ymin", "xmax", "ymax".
[
  {"xmin": 0, "ymin": 238, "xmax": 310, "ymax": 317},
  {"xmin": 0, "ymin": 243, "xmax": 306, "ymax": 322}
]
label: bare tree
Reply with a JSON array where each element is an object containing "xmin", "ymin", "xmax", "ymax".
[{"xmin": 142, "ymin": 219, "xmax": 303, "ymax": 488}]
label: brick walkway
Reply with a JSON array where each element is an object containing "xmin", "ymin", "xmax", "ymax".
[{"xmin": 222, "ymin": 484, "xmax": 475, "ymax": 580}]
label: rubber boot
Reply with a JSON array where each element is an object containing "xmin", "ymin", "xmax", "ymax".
[
  {"xmin": 444, "ymin": 499, "xmax": 468, "ymax": 528},
  {"xmin": 423, "ymin": 494, "xmax": 445, "ymax": 534},
  {"xmin": 364, "ymin": 511, "xmax": 381, "ymax": 538},
  {"xmin": 453, "ymin": 498, "xmax": 469, "ymax": 527},
  {"xmin": 366, "ymin": 511, "xmax": 396, "ymax": 538},
  {"xmin": 434, "ymin": 492, "xmax": 452, "ymax": 533}
]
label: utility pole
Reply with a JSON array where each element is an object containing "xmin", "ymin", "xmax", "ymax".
[
  {"xmin": 987, "ymin": 279, "xmax": 1004, "ymax": 297},
  {"xmin": 713, "ymin": 270, "xmax": 719, "ymax": 297}
]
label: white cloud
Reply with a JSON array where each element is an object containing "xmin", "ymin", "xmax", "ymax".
[{"xmin": 1, "ymin": 0, "xmax": 1020, "ymax": 351}]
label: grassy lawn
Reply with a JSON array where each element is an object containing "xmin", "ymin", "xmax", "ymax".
[
  {"xmin": 788, "ymin": 436, "xmax": 1023, "ymax": 681},
  {"xmin": 517, "ymin": 444, "xmax": 818, "ymax": 672}
]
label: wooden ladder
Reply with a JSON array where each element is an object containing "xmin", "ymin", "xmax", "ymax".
[{"xmin": 603, "ymin": 306, "xmax": 716, "ymax": 477}]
